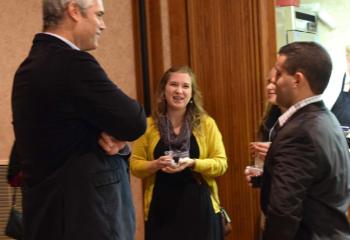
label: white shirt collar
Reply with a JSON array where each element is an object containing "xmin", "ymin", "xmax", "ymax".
[
  {"xmin": 42, "ymin": 32, "xmax": 80, "ymax": 50},
  {"xmin": 278, "ymin": 95, "xmax": 323, "ymax": 127}
]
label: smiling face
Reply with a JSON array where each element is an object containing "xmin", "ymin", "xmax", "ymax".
[
  {"xmin": 165, "ymin": 72, "xmax": 192, "ymax": 112},
  {"xmin": 76, "ymin": 0, "xmax": 106, "ymax": 50},
  {"xmin": 266, "ymin": 68, "xmax": 277, "ymax": 105}
]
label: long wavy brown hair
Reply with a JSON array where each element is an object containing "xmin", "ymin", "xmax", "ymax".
[{"xmin": 152, "ymin": 66, "xmax": 206, "ymax": 131}]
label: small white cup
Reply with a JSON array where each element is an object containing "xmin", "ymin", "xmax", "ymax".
[{"xmin": 250, "ymin": 141, "xmax": 271, "ymax": 169}]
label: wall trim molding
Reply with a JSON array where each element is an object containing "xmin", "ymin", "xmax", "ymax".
[{"xmin": 0, "ymin": 159, "xmax": 8, "ymax": 165}]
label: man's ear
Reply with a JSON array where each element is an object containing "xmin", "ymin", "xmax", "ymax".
[
  {"xmin": 293, "ymin": 71, "xmax": 304, "ymax": 87},
  {"xmin": 66, "ymin": 2, "xmax": 82, "ymax": 22}
]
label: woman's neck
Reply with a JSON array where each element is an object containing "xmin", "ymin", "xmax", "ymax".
[{"xmin": 167, "ymin": 109, "xmax": 186, "ymax": 134}]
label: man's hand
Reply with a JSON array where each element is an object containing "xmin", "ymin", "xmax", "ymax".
[
  {"xmin": 98, "ymin": 132, "xmax": 126, "ymax": 155},
  {"xmin": 244, "ymin": 166, "xmax": 263, "ymax": 188}
]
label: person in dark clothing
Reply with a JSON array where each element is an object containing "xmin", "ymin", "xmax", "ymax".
[
  {"xmin": 261, "ymin": 42, "xmax": 350, "ymax": 240},
  {"xmin": 258, "ymin": 68, "xmax": 283, "ymax": 141},
  {"xmin": 331, "ymin": 45, "xmax": 350, "ymax": 147},
  {"xmin": 246, "ymin": 68, "xmax": 284, "ymax": 186},
  {"xmin": 245, "ymin": 68, "xmax": 284, "ymax": 239},
  {"xmin": 11, "ymin": 0, "xmax": 146, "ymax": 239}
]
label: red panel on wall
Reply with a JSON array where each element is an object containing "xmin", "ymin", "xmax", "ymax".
[{"xmin": 276, "ymin": 0, "xmax": 300, "ymax": 7}]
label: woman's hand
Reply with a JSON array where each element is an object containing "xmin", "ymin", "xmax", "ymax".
[
  {"xmin": 249, "ymin": 142, "xmax": 271, "ymax": 161},
  {"xmin": 149, "ymin": 155, "xmax": 174, "ymax": 173},
  {"xmin": 161, "ymin": 157, "xmax": 195, "ymax": 173}
]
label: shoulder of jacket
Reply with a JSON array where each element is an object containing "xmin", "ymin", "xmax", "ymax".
[
  {"xmin": 66, "ymin": 49, "xmax": 96, "ymax": 61},
  {"xmin": 47, "ymin": 48, "xmax": 95, "ymax": 67}
]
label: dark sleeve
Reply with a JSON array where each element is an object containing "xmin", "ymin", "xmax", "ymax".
[
  {"xmin": 68, "ymin": 51, "xmax": 146, "ymax": 141},
  {"xmin": 259, "ymin": 105, "xmax": 282, "ymax": 141},
  {"xmin": 264, "ymin": 130, "xmax": 317, "ymax": 240},
  {"xmin": 7, "ymin": 141, "xmax": 22, "ymax": 184}
]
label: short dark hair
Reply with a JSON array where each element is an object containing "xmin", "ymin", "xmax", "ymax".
[{"xmin": 278, "ymin": 42, "xmax": 332, "ymax": 94}]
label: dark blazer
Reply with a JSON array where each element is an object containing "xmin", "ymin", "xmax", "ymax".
[
  {"xmin": 12, "ymin": 33, "xmax": 146, "ymax": 240},
  {"xmin": 261, "ymin": 101, "xmax": 350, "ymax": 240}
]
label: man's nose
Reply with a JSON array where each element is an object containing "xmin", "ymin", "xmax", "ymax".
[{"xmin": 100, "ymin": 20, "xmax": 106, "ymax": 31}]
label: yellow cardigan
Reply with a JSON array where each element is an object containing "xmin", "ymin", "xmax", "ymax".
[{"xmin": 130, "ymin": 115, "xmax": 228, "ymax": 220}]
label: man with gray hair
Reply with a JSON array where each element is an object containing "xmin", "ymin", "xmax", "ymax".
[{"xmin": 11, "ymin": 0, "xmax": 146, "ymax": 239}]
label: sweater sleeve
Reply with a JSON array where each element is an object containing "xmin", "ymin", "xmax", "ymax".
[
  {"xmin": 130, "ymin": 133, "xmax": 153, "ymax": 178},
  {"xmin": 193, "ymin": 116, "xmax": 228, "ymax": 177},
  {"xmin": 130, "ymin": 118, "xmax": 157, "ymax": 178}
]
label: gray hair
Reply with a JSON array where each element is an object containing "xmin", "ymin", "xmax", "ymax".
[{"xmin": 43, "ymin": 0, "xmax": 94, "ymax": 30}]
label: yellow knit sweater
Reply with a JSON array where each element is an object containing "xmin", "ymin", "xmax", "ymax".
[{"xmin": 130, "ymin": 115, "xmax": 228, "ymax": 220}]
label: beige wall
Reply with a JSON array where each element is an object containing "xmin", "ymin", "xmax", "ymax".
[
  {"xmin": 0, "ymin": 1, "xmax": 144, "ymax": 239},
  {"xmin": 0, "ymin": 1, "xmax": 139, "ymax": 160},
  {"xmin": 0, "ymin": 1, "xmax": 41, "ymax": 162}
]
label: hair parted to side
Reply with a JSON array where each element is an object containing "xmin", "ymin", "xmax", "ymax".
[
  {"xmin": 43, "ymin": 0, "xmax": 94, "ymax": 31},
  {"xmin": 152, "ymin": 66, "xmax": 206, "ymax": 131},
  {"xmin": 278, "ymin": 41, "xmax": 332, "ymax": 94}
]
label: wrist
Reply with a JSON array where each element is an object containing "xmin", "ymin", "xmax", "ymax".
[
  {"xmin": 149, "ymin": 160, "xmax": 161, "ymax": 173},
  {"xmin": 190, "ymin": 158, "xmax": 196, "ymax": 168}
]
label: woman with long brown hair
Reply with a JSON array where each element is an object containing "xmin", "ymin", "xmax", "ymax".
[{"xmin": 130, "ymin": 66, "xmax": 228, "ymax": 240}]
